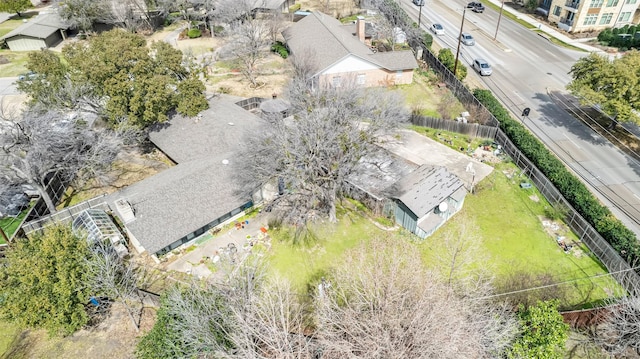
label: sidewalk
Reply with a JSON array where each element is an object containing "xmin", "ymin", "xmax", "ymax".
[{"xmin": 482, "ymin": 0, "xmax": 605, "ymax": 53}]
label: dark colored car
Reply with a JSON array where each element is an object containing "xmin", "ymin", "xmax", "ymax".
[{"xmin": 467, "ymin": 1, "xmax": 485, "ymax": 12}]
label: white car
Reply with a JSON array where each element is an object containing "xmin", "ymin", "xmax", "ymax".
[
  {"xmin": 472, "ymin": 58, "xmax": 493, "ymax": 76},
  {"xmin": 430, "ymin": 23, "xmax": 445, "ymax": 36}
]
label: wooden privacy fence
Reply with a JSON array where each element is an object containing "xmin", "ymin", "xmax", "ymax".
[
  {"xmin": 410, "ymin": 115, "xmax": 498, "ymax": 139},
  {"xmin": 410, "ymin": 41, "xmax": 640, "ymax": 295}
]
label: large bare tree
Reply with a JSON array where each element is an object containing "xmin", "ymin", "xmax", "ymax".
[
  {"xmin": 85, "ymin": 240, "xmax": 143, "ymax": 331},
  {"xmin": 315, "ymin": 237, "xmax": 517, "ymax": 358},
  {"xmin": 224, "ymin": 19, "xmax": 271, "ymax": 87},
  {"xmin": 595, "ymin": 294, "xmax": 640, "ymax": 357},
  {"xmin": 240, "ymin": 59, "xmax": 408, "ymax": 224},
  {"xmin": 139, "ymin": 257, "xmax": 313, "ymax": 358},
  {"xmin": 0, "ymin": 109, "xmax": 122, "ymax": 214}
]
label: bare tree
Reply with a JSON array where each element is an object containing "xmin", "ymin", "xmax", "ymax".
[
  {"xmin": 266, "ymin": 10, "xmax": 287, "ymax": 44},
  {"xmin": 431, "ymin": 217, "xmax": 487, "ymax": 287},
  {"xmin": 315, "ymin": 237, "xmax": 518, "ymax": 358},
  {"xmin": 55, "ymin": 0, "xmax": 114, "ymax": 33},
  {"xmin": 240, "ymin": 74, "xmax": 408, "ymax": 224},
  {"xmin": 225, "ymin": 19, "xmax": 271, "ymax": 87},
  {"xmin": 85, "ymin": 240, "xmax": 142, "ymax": 331},
  {"xmin": 0, "ymin": 109, "xmax": 122, "ymax": 213},
  {"xmin": 595, "ymin": 295, "xmax": 640, "ymax": 357},
  {"xmin": 154, "ymin": 257, "xmax": 313, "ymax": 358},
  {"xmin": 214, "ymin": 0, "xmax": 256, "ymax": 23}
]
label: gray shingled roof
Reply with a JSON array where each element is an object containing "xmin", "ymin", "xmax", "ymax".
[
  {"xmin": 105, "ymin": 153, "xmax": 249, "ymax": 254},
  {"xmin": 282, "ymin": 12, "xmax": 417, "ymax": 76},
  {"xmin": 254, "ymin": 0, "xmax": 287, "ymax": 10},
  {"xmin": 388, "ymin": 165, "xmax": 464, "ymax": 219},
  {"xmin": 347, "ymin": 153, "xmax": 418, "ymax": 200},
  {"xmin": 1, "ymin": 13, "xmax": 70, "ymax": 41},
  {"xmin": 107, "ymin": 96, "xmax": 267, "ymax": 254},
  {"xmin": 149, "ymin": 96, "xmax": 264, "ymax": 164}
]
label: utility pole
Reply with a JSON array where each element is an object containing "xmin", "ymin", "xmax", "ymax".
[
  {"xmin": 418, "ymin": 1, "xmax": 424, "ymax": 28},
  {"xmin": 453, "ymin": 8, "xmax": 466, "ymax": 79},
  {"xmin": 493, "ymin": 0, "xmax": 505, "ymax": 41}
]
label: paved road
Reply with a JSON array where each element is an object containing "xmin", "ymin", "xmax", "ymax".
[{"xmin": 402, "ymin": 0, "xmax": 640, "ymax": 236}]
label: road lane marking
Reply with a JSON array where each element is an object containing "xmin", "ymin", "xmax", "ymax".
[{"xmin": 563, "ymin": 132, "xmax": 581, "ymax": 149}]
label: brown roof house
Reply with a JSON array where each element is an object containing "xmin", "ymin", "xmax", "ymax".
[
  {"xmin": 0, "ymin": 12, "xmax": 70, "ymax": 51},
  {"xmin": 283, "ymin": 11, "xmax": 418, "ymax": 88}
]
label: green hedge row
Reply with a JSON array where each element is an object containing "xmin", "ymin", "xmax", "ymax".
[{"xmin": 473, "ymin": 89, "xmax": 640, "ymax": 264}]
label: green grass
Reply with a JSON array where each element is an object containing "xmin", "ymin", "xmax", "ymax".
[
  {"xmin": 0, "ymin": 50, "xmax": 30, "ymax": 77},
  {"xmin": 422, "ymin": 162, "xmax": 623, "ymax": 307},
  {"xmin": 0, "ymin": 319, "xmax": 22, "ymax": 358},
  {"xmin": 267, "ymin": 160, "xmax": 622, "ymax": 308},
  {"xmin": 0, "ymin": 204, "xmax": 33, "ymax": 243},
  {"xmin": 533, "ymin": 30, "xmax": 587, "ymax": 52},
  {"xmin": 410, "ymin": 126, "xmax": 487, "ymax": 152},
  {"xmin": 268, "ymin": 213, "xmax": 382, "ymax": 291}
]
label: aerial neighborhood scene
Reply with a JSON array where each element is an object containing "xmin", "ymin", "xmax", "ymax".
[{"xmin": 2, "ymin": 0, "xmax": 640, "ymax": 357}]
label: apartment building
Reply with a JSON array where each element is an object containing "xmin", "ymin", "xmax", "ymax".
[{"xmin": 544, "ymin": 0, "xmax": 640, "ymax": 33}]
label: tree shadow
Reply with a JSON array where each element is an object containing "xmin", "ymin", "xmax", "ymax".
[{"xmin": 532, "ymin": 91, "xmax": 610, "ymax": 146}]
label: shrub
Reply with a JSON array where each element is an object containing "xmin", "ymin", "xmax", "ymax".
[
  {"xmin": 422, "ymin": 32, "xmax": 433, "ymax": 49},
  {"xmin": 473, "ymin": 88, "xmax": 640, "ymax": 265},
  {"xmin": 271, "ymin": 41, "xmax": 289, "ymax": 59},
  {"xmin": 187, "ymin": 28, "xmax": 202, "ymax": 39}
]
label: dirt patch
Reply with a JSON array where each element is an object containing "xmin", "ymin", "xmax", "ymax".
[
  {"xmin": 206, "ymin": 53, "xmax": 292, "ymax": 99},
  {"xmin": 539, "ymin": 216, "xmax": 584, "ymax": 257},
  {"xmin": 297, "ymin": 0, "xmax": 361, "ymax": 18},
  {"xmin": 3, "ymin": 303, "xmax": 156, "ymax": 359},
  {"xmin": 59, "ymin": 147, "xmax": 172, "ymax": 208}
]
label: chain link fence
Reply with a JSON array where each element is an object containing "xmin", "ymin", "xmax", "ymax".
[{"xmin": 411, "ymin": 41, "xmax": 640, "ymax": 294}]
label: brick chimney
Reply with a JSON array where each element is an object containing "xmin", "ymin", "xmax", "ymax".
[{"xmin": 356, "ymin": 16, "xmax": 365, "ymax": 43}]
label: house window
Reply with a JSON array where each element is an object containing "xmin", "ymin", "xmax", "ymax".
[
  {"xmin": 600, "ymin": 12, "xmax": 614, "ymax": 23},
  {"xmin": 618, "ymin": 11, "xmax": 631, "ymax": 21},
  {"xmin": 625, "ymin": 0, "xmax": 637, "ymax": 4},
  {"xmin": 606, "ymin": 0, "xmax": 619, "ymax": 5},
  {"xmin": 589, "ymin": 0, "xmax": 604, "ymax": 6},
  {"xmin": 332, "ymin": 76, "xmax": 342, "ymax": 87},
  {"xmin": 357, "ymin": 73, "xmax": 366, "ymax": 86},
  {"xmin": 553, "ymin": 5, "xmax": 561, "ymax": 15},
  {"xmin": 395, "ymin": 70, "xmax": 403, "ymax": 80},
  {"xmin": 583, "ymin": 13, "xmax": 598, "ymax": 25}
]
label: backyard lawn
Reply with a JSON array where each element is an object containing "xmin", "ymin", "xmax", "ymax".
[
  {"xmin": 0, "ymin": 205, "xmax": 32, "ymax": 244},
  {"xmin": 267, "ymin": 157, "xmax": 622, "ymax": 309}
]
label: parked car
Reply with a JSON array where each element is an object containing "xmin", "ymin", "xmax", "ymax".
[
  {"xmin": 430, "ymin": 23, "xmax": 445, "ymax": 36},
  {"xmin": 472, "ymin": 58, "xmax": 492, "ymax": 76},
  {"xmin": 460, "ymin": 32, "xmax": 475, "ymax": 46},
  {"xmin": 412, "ymin": 0, "xmax": 425, "ymax": 5},
  {"xmin": 18, "ymin": 71, "xmax": 37, "ymax": 81},
  {"xmin": 467, "ymin": 1, "xmax": 485, "ymax": 12}
]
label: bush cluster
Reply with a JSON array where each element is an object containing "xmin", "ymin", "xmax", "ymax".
[
  {"xmin": 598, "ymin": 25, "xmax": 640, "ymax": 50},
  {"xmin": 271, "ymin": 41, "xmax": 289, "ymax": 59},
  {"xmin": 187, "ymin": 28, "xmax": 202, "ymax": 39},
  {"xmin": 473, "ymin": 89, "xmax": 640, "ymax": 264}
]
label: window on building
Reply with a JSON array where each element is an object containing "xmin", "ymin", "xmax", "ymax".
[
  {"xmin": 590, "ymin": 0, "xmax": 604, "ymax": 6},
  {"xmin": 395, "ymin": 70, "xmax": 403, "ymax": 80},
  {"xmin": 625, "ymin": 0, "xmax": 637, "ymax": 4},
  {"xmin": 600, "ymin": 12, "xmax": 614, "ymax": 23},
  {"xmin": 618, "ymin": 11, "xmax": 631, "ymax": 21},
  {"xmin": 553, "ymin": 5, "xmax": 561, "ymax": 15},
  {"xmin": 606, "ymin": 0, "xmax": 619, "ymax": 5},
  {"xmin": 357, "ymin": 73, "xmax": 366, "ymax": 86},
  {"xmin": 332, "ymin": 76, "xmax": 342, "ymax": 87},
  {"xmin": 584, "ymin": 13, "xmax": 598, "ymax": 24}
]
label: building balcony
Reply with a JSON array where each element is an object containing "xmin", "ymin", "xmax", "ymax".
[
  {"xmin": 560, "ymin": 17, "xmax": 574, "ymax": 26},
  {"xmin": 565, "ymin": 0, "xmax": 580, "ymax": 9}
]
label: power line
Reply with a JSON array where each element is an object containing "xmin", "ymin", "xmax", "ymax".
[{"xmin": 476, "ymin": 265, "xmax": 640, "ymax": 300}]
